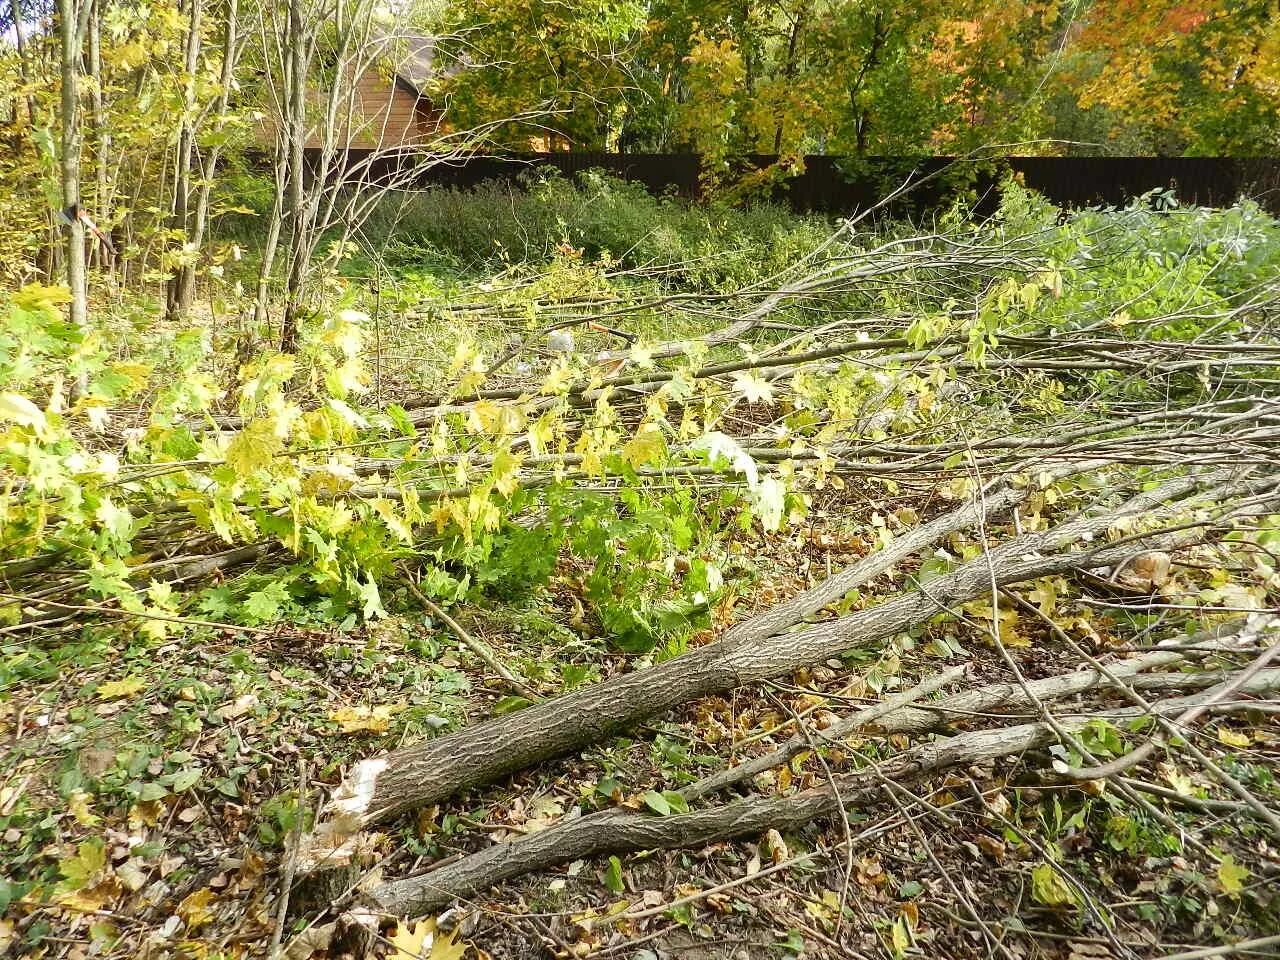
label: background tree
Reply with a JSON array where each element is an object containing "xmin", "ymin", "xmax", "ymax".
[{"xmin": 1066, "ymin": 0, "xmax": 1280, "ymax": 155}]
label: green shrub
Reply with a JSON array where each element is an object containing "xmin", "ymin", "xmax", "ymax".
[{"xmin": 361, "ymin": 169, "xmax": 833, "ymax": 289}]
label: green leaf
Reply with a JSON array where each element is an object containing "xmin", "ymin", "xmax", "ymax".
[
  {"xmin": 137, "ymin": 782, "xmax": 169, "ymax": 802},
  {"xmin": 58, "ymin": 838, "xmax": 106, "ymax": 889},
  {"xmin": 171, "ymin": 769, "xmax": 201, "ymax": 793},
  {"xmin": 492, "ymin": 696, "xmax": 532, "ymax": 715},
  {"xmin": 1217, "ymin": 854, "xmax": 1249, "ymax": 896},
  {"xmin": 661, "ymin": 791, "xmax": 689, "ymax": 815},
  {"xmin": 604, "ymin": 855, "xmax": 624, "ymax": 894},
  {"xmin": 642, "ymin": 790, "xmax": 671, "ymax": 816},
  {"xmin": 1030, "ymin": 862, "xmax": 1078, "ymax": 909},
  {"xmin": 241, "ymin": 580, "xmax": 291, "ymax": 624},
  {"xmin": 358, "ymin": 576, "xmax": 386, "ymax": 621}
]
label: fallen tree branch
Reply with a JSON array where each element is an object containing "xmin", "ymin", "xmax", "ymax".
[
  {"xmin": 301, "ymin": 472, "xmax": 1275, "ymax": 857},
  {"xmin": 365, "ymin": 671, "xmax": 1280, "ymax": 917},
  {"xmin": 399, "ymin": 566, "xmax": 541, "ymax": 701}
]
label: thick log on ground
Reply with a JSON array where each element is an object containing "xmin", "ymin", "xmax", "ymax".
[
  {"xmin": 307, "ymin": 472, "xmax": 1268, "ymax": 842},
  {"xmin": 366, "ymin": 671, "xmax": 1280, "ymax": 917}
]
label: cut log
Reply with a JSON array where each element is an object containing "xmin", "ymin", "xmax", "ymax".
[
  {"xmin": 367, "ymin": 671, "xmax": 1280, "ymax": 917},
  {"xmin": 307, "ymin": 473, "xmax": 1267, "ymax": 839}
]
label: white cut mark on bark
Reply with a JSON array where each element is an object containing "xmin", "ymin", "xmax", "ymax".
[
  {"xmin": 332, "ymin": 758, "xmax": 388, "ymax": 826},
  {"xmin": 296, "ymin": 758, "xmax": 389, "ymax": 872}
]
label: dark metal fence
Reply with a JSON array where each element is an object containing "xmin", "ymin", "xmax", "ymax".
[{"xmin": 312, "ymin": 150, "xmax": 1280, "ymax": 215}]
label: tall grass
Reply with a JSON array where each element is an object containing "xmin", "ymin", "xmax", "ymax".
[{"xmin": 357, "ymin": 169, "xmax": 835, "ymax": 289}]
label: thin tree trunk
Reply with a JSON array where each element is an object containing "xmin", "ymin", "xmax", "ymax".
[
  {"xmin": 58, "ymin": 0, "xmax": 89, "ymax": 355},
  {"xmin": 180, "ymin": 0, "xmax": 239, "ymax": 314},
  {"xmin": 11, "ymin": 0, "xmax": 60, "ymax": 283},
  {"xmin": 253, "ymin": 159, "xmax": 286, "ymax": 328},
  {"xmin": 773, "ymin": 1, "xmax": 808, "ymax": 154},
  {"xmin": 165, "ymin": 0, "xmax": 204, "ymax": 321},
  {"xmin": 279, "ymin": 0, "xmax": 308, "ymax": 352},
  {"xmin": 86, "ymin": 0, "xmax": 109, "ymax": 272}
]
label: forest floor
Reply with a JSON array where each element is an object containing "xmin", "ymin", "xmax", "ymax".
[
  {"xmin": 7, "ymin": 484, "xmax": 1279, "ymax": 960},
  {"xmin": 6, "ymin": 191, "xmax": 1280, "ymax": 960}
]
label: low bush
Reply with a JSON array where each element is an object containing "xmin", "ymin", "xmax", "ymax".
[{"xmin": 361, "ymin": 169, "xmax": 833, "ymax": 288}]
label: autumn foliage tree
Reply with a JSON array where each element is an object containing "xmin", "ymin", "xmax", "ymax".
[
  {"xmin": 1069, "ymin": 0, "xmax": 1280, "ymax": 155},
  {"xmin": 415, "ymin": 0, "xmax": 1278, "ymax": 161}
]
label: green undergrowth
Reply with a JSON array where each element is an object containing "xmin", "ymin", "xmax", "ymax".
[
  {"xmin": 4, "ymin": 184, "xmax": 1280, "ymax": 955},
  {"xmin": 358, "ymin": 168, "xmax": 834, "ymax": 288}
]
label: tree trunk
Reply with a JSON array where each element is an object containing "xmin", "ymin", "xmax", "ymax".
[
  {"xmin": 304, "ymin": 473, "xmax": 1267, "ymax": 838},
  {"xmin": 773, "ymin": 1, "xmax": 809, "ymax": 154},
  {"xmin": 86, "ymin": 0, "xmax": 110, "ymax": 272},
  {"xmin": 58, "ymin": 0, "xmax": 89, "ymax": 375},
  {"xmin": 165, "ymin": 0, "xmax": 204, "ymax": 321},
  {"xmin": 279, "ymin": 0, "xmax": 308, "ymax": 352},
  {"xmin": 180, "ymin": 0, "xmax": 239, "ymax": 317}
]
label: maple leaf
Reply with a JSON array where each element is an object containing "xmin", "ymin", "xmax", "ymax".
[
  {"xmin": 621, "ymin": 423, "xmax": 665, "ymax": 468},
  {"xmin": 68, "ymin": 790, "xmax": 100, "ymax": 826},
  {"xmin": 1030, "ymin": 863, "xmax": 1078, "ymax": 909},
  {"xmin": 489, "ymin": 450, "xmax": 524, "ymax": 498},
  {"xmin": 731, "ymin": 370, "xmax": 774, "ymax": 404},
  {"xmin": 329, "ymin": 704, "xmax": 398, "ymax": 733},
  {"xmin": 178, "ymin": 888, "xmax": 217, "ymax": 931},
  {"xmin": 96, "ymin": 676, "xmax": 146, "ymax": 700},
  {"xmin": 1217, "ymin": 855, "xmax": 1249, "ymax": 896},
  {"xmin": 388, "ymin": 919, "xmax": 468, "ymax": 960}
]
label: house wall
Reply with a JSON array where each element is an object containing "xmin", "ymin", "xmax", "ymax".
[
  {"xmin": 303, "ymin": 67, "xmax": 437, "ymax": 149},
  {"xmin": 257, "ymin": 65, "xmax": 440, "ymax": 151}
]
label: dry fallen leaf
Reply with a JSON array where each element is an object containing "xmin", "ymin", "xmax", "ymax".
[
  {"xmin": 58, "ymin": 877, "xmax": 122, "ymax": 913},
  {"xmin": 389, "ymin": 918, "xmax": 469, "ymax": 960},
  {"xmin": 215, "ymin": 693, "xmax": 258, "ymax": 721},
  {"xmin": 177, "ymin": 887, "xmax": 217, "ymax": 931},
  {"xmin": 283, "ymin": 921, "xmax": 335, "ymax": 960},
  {"xmin": 1217, "ymin": 726, "xmax": 1251, "ymax": 748},
  {"xmin": 328, "ymin": 704, "xmax": 398, "ymax": 733},
  {"xmin": 763, "ymin": 828, "xmax": 788, "ymax": 865},
  {"xmin": 68, "ymin": 790, "xmax": 99, "ymax": 826}
]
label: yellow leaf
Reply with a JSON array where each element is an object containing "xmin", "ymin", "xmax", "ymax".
[
  {"xmin": 69, "ymin": 790, "xmax": 100, "ymax": 826},
  {"xmin": 621, "ymin": 422, "xmax": 665, "ymax": 468},
  {"xmin": 388, "ymin": 918, "xmax": 469, "ymax": 960},
  {"xmin": 58, "ymin": 877, "xmax": 121, "ymax": 913},
  {"xmin": 1217, "ymin": 855, "xmax": 1249, "ymax": 896},
  {"xmin": 0, "ymin": 392, "xmax": 49, "ymax": 435},
  {"xmin": 489, "ymin": 450, "xmax": 524, "ymax": 498},
  {"xmin": 178, "ymin": 888, "xmax": 217, "ymax": 931},
  {"xmin": 12, "ymin": 282, "xmax": 72, "ymax": 311},
  {"xmin": 96, "ymin": 676, "xmax": 145, "ymax": 700},
  {"xmin": 1030, "ymin": 863, "xmax": 1078, "ymax": 909},
  {"xmin": 1216, "ymin": 726, "xmax": 1251, "ymax": 748},
  {"xmin": 389, "ymin": 921, "xmax": 430, "ymax": 960},
  {"xmin": 889, "ymin": 915, "xmax": 912, "ymax": 958},
  {"xmin": 224, "ymin": 418, "xmax": 284, "ymax": 475},
  {"xmin": 128, "ymin": 799, "xmax": 164, "ymax": 828},
  {"xmin": 328, "ymin": 704, "xmax": 397, "ymax": 734}
]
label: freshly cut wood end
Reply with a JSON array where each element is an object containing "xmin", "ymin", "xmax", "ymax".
[{"xmin": 330, "ymin": 757, "xmax": 388, "ymax": 829}]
